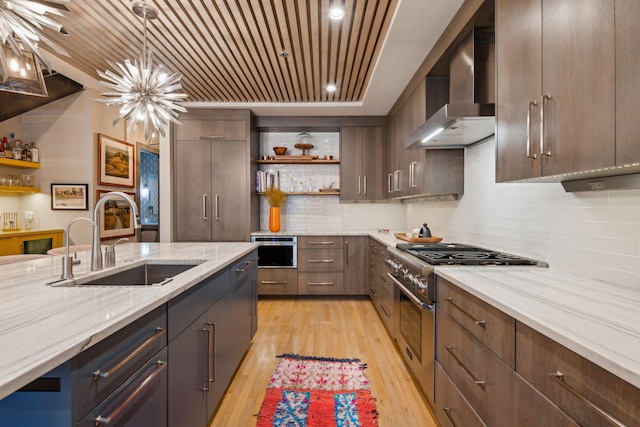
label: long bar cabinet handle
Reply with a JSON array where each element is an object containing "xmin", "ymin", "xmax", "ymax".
[
  {"xmin": 211, "ymin": 322, "xmax": 216, "ymax": 383},
  {"xmin": 548, "ymin": 371, "xmax": 625, "ymax": 427},
  {"xmin": 307, "ymin": 281, "xmax": 334, "ymax": 286},
  {"xmin": 394, "ymin": 170, "xmax": 401, "ymax": 191},
  {"xmin": 344, "ymin": 241, "xmax": 349, "ymax": 267},
  {"xmin": 94, "ymin": 359, "xmax": 167, "ymax": 425},
  {"xmin": 202, "ymin": 194, "xmax": 207, "ymax": 221},
  {"xmin": 443, "ymin": 407, "xmax": 461, "ymax": 427},
  {"xmin": 526, "ymin": 100, "xmax": 538, "ymax": 159},
  {"xmin": 234, "ymin": 258, "xmax": 257, "ymax": 273},
  {"xmin": 199, "ymin": 135, "xmax": 224, "ymax": 140},
  {"xmin": 215, "ymin": 194, "xmax": 220, "ymax": 221},
  {"xmin": 540, "ymin": 94, "xmax": 552, "ymax": 157},
  {"xmin": 307, "ymin": 241, "xmax": 334, "ymax": 245},
  {"xmin": 444, "ymin": 297, "xmax": 486, "ymax": 327},
  {"xmin": 202, "ymin": 325, "xmax": 212, "ymax": 390},
  {"xmin": 358, "ymin": 176, "xmax": 361, "ymax": 195},
  {"xmin": 363, "ymin": 176, "xmax": 367, "ymax": 195},
  {"xmin": 93, "ymin": 327, "xmax": 165, "ymax": 381},
  {"xmin": 261, "ymin": 280, "xmax": 288, "ymax": 285},
  {"xmin": 307, "ymin": 259, "xmax": 334, "ymax": 263},
  {"xmin": 445, "ymin": 346, "xmax": 486, "ymax": 388},
  {"xmin": 388, "ymin": 174, "xmax": 393, "ymax": 193}
]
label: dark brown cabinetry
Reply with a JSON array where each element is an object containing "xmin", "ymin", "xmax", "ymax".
[
  {"xmin": 367, "ymin": 237, "xmax": 393, "ymax": 334},
  {"xmin": 496, "ymin": 0, "xmax": 617, "ymax": 181},
  {"xmin": 435, "ymin": 275, "xmax": 640, "ymax": 426},
  {"xmin": 173, "ymin": 109, "xmax": 259, "ymax": 242},
  {"xmin": 386, "ymin": 77, "xmax": 464, "ymax": 199},
  {"xmin": 343, "ymin": 236, "xmax": 367, "ymax": 295},
  {"xmin": 298, "ymin": 236, "xmax": 344, "ymax": 294},
  {"xmin": 516, "ymin": 321, "xmax": 640, "ymax": 427},
  {"xmin": 340, "ymin": 127, "xmax": 385, "ymax": 201},
  {"xmin": 257, "ymin": 268, "xmax": 298, "ymax": 295}
]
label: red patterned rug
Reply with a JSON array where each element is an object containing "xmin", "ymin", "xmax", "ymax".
[{"xmin": 257, "ymin": 354, "xmax": 379, "ymax": 427}]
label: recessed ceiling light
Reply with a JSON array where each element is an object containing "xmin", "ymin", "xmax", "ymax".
[
  {"xmin": 326, "ymin": 84, "xmax": 337, "ymax": 92},
  {"xmin": 329, "ymin": 6, "xmax": 345, "ymax": 20}
]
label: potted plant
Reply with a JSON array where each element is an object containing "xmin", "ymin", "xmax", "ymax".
[{"xmin": 265, "ymin": 186, "xmax": 286, "ymax": 232}]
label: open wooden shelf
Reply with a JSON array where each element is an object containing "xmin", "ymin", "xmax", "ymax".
[
  {"xmin": 257, "ymin": 159, "xmax": 340, "ymax": 165},
  {"xmin": 0, "ymin": 185, "xmax": 40, "ymax": 194},
  {"xmin": 258, "ymin": 191, "xmax": 340, "ymax": 196},
  {"xmin": 0, "ymin": 158, "xmax": 40, "ymax": 169}
]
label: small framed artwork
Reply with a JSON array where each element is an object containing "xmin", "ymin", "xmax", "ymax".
[
  {"xmin": 51, "ymin": 184, "xmax": 89, "ymax": 210},
  {"xmin": 96, "ymin": 190, "xmax": 137, "ymax": 239},
  {"xmin": 98, "ymin": 133, "xmax": 135, "ymax": 188}
]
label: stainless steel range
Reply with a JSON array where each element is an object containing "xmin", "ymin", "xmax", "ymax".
[{"xmin": 385, "ymin": 242, "xmax": 547, "ymax": 405}]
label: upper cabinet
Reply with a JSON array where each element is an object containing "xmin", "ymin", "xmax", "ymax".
[
  {"xmin": 387, "ymin": 77, "xmax": 464, "ymax": 200},
  {"xmin": 496, "ymin": 0, "xmax": 627, "ymax": 182},
  {"xmin": 340, "ymin": 126, "xmax": 385, "ymax": 202}
]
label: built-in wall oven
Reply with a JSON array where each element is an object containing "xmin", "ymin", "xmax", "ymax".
[{"xmin": 250, "ymin": 236, "xmax": 297, "ymax": 268}]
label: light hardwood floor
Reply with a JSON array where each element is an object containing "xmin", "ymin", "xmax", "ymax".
[{"xmin": 209, "ymin": 297, "xmax": 438, "ymax": 427}]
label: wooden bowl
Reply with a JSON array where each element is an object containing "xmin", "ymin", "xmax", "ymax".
[{"xmin": 273, "ymin": 146, "xmax": 287, "ymax": 155}]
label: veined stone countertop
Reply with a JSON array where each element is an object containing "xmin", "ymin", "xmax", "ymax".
[
  {"xmin": 436, "ymin": 267, "xmax": 640, "ymax": 390},
  {"xmin": 0, "ymin": 242, "xmax": 257, "ymax": 400}
]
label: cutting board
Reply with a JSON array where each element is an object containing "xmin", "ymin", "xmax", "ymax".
[{"xmin": 394, "ymin": 233, "xmax": 443, "ymax": 243}]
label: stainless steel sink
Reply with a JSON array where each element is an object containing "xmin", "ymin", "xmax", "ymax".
[{"xmin": 76, "ymin": 263, "xmax": 200, "ymax": 287}]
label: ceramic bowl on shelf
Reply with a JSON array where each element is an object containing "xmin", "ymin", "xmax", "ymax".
[{"xmin": 273, "ymin": 146, "xmax": 287, "ymax": 155}]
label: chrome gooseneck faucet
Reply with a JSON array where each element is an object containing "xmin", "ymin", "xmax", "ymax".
[{"xmin": 92, "ymin": 191, "xmax": 141, "ymax": 271}]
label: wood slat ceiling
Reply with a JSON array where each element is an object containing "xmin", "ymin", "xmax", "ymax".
[{"xmin": 41, "ymin": 0, "xmax": 399, "ymax": 103}]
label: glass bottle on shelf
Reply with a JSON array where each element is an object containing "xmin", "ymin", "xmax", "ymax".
[
  {"xmin": 12, "ymin": 138, "xmax": 22, "ymax": 160},
  {"xmin": 22, "ymin": 142, "xmax": 31, "ymax": 162},
  {"xmin": 30, "ymin": 142, "xmax": 39, "ymax": 162}
]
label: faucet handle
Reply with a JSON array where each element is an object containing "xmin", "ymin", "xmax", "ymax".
[{"xmin": 104, "ymin": 238, "xmax": 128, "ymax": 268}]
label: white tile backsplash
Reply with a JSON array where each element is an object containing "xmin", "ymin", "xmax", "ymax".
[{"xmin": 405, "ymin": 137, "xmax": 640, "ymax": 291}]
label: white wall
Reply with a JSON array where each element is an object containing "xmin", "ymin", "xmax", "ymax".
[
  {"xmin": 405, "ymin": 137, "xmax": 640, "ymax": 292},
  {"xmin": 3, "ymin": 88, "xmax": 130, "ymax": 246}
]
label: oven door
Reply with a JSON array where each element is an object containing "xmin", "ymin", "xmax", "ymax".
[{"xmin": 388, "ymin": 273, "xmax": 435, "ymax": 403}]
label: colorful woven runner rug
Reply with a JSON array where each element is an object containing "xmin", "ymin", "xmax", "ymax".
[{"xmin": 257, "ymin": 354, "xmax": 379, "ymax": 427}]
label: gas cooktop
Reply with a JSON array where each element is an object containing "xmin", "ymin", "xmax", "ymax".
[{"xmin": 396, "ymin": 242, "xmax": 548, "ymax": 267}]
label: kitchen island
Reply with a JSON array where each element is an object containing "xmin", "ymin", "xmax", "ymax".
[{"xmin": 0, "ymin": 242, "xmax": 257, "ymax": 401}]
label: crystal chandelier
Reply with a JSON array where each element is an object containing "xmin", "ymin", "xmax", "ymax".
[
  {"xmin": 96, "ymin": 1, "xmax": 187, "ymax": 140},
  {"xmin": 0, "ymin": 0, "xmax": 70, "ymax": 95}
]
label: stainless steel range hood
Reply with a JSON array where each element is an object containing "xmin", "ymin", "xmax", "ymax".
[
  {"xmin": 0, "ymin": 70, "xmax": 84, "ymax": 123},
  {"xmin": 405, "ymin": 28, "xmax": 495, "ymax": 150}
]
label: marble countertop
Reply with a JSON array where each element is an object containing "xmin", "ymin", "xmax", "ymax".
[
  {"xmin": 436, "ymin": 267, "xmax": 640, "ymax": 390},
  {"xmin": 0, "ymin": 242, "xmax": 257, "ymax": 400}
]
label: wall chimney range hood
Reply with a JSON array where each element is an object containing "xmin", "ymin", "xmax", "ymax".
[{"xmin": 405, "ymin": 28, "xmax": 495, "ymax": 150}]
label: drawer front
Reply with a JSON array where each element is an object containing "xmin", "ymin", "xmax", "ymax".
[
  {"xmin": 78, "ymin": 347, "xmax": 168, "ymax": 427},
  {"xmin": 231, "ymin": 251, "xmax": 258, "ymax": 286},
  {"xmin": 298, "ymin": 236, "xmax": 343, "ymax": 249},
  {"xmin": 435, "ymin": 361, "xmax": 487, "ymax": 427},
  {"xmin": 516, "ymin": 321, "xmax": 640, "ymax": 427},
  {"xmin": 168, "ymin": 269, "xmax": 230, "ymax": 341},
  {"xmin": 436, "ymin": 309, "xmax": 515, "ymax": 427},
  {"xmin": 298, "ymin": 248, "xmax": 343, "ymax": 272},
  {"xmin": 298, "ymin": 272, "xmax": 343, "ymax": 294},
  {"xmin": 258, "ymin": 268, "xmax": 298, "ymax": 295},
  {"xmin": 175, "ymin": 119, "xmax": 247, "ymax": 141},
  {"xmin": 437, "ymin": 276, "xmax": 515, "ymax": 367},
  {"xmin": 74, "ymin": 306, "xmax": 167, "ymax": 420}
]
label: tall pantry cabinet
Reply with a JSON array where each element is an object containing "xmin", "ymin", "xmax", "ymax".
[{"xmin": 172, "ymin": 109, "xmax": 259, "ymax": 242}]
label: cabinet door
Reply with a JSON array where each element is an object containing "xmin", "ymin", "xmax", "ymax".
[
  {"xmin": 340, "ymin": 127, "xmax": 385, "ymax": 201},
  {"xmin": 343, "ymin": 236, "xmax": 367, "ymax": 295},
  {"xmin": 495, "ymin": 0, "xmax": 542, "ymax": 182},
  {"xmin": 257, "ymin": 268, "xmax": 298, "ymax": 295},
  {"xmin": 168, "ymin": 312, "xmax": 208, "ymax": 427},
  {"xmin": 211, "ymin": 139, "xmax": 248, "ymax": 241},
  {"xmin": 174, "ymin": 140, "xmax": 213, "ymax": 241},
  {"xmin": 541, "ymin": 0, "xmax": 615, "ymax": 176},
  {"xmin": 615, "ymin": 0, "xmax": 640, "ymax": 165}
]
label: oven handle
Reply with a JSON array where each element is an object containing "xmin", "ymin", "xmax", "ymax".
[{"xmin": 387, "ymin": 272, "xmax": 432, "ymax": 309}]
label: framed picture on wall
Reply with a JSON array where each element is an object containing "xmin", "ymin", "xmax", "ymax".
[
  {"xmin": 96, "ymin": 190, "xmax": 136, "ymax": 239},
  {"xmin": 51, "ymin": 184, "xmax": 89, "ymax": 210},
  {"xmin": 98, "ymin": 133, "xmax": 135, "ymax": 188}
]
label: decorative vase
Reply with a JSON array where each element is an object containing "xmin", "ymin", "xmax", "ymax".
[{"xmin": 269, "ymin": 206, "xmax": 281, "ymax": 232}]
